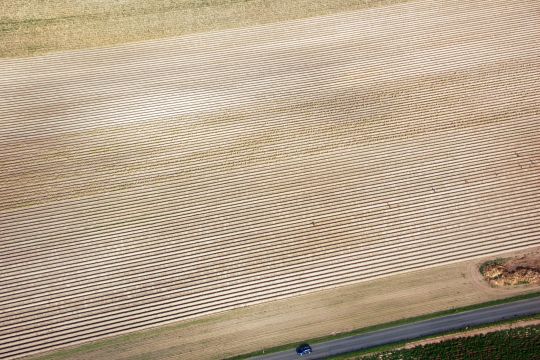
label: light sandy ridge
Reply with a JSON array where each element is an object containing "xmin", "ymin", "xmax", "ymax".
[{"xmin": 1, "ymin": 0, "xmax": 539, "ymax": 359}]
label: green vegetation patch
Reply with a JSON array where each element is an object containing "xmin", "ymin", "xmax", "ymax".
[
  {"xmin": 479, "ymin": 257, "xmax": 507, "ymax": 276},
  {"xmin": 358, "ymin": 325, "xmax": 540, "ymax": 360}
]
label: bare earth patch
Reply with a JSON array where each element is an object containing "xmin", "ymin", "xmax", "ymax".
[{"xmin": 481, "ymin": 251, "xmax": 540, "ymax": 287}]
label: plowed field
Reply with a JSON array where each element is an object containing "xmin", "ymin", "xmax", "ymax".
[{"xmin": 1, "ymin": 0, "xmax": 539, "ymax": 359}]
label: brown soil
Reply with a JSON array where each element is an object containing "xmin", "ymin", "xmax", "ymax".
[{"xmin": 481, "ymin": 250, "xmax": 540, "ymax": 287}]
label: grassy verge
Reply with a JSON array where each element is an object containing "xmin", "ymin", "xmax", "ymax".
[
  {"xmin": 0, "ymin": 0, "xmax": 410, "ymax": 58},
  {"xmin": 227, "ymin": 291, "xmax": 540, "ymax": 359}
]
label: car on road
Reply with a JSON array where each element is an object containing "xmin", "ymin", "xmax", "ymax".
[{"xmin": 296, "ymin": 343, "xmax": 312, "ymax": 356}]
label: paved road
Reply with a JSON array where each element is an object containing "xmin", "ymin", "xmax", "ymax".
[{"xmin": 252, "ymin": 297, "xmax": 540, "ymax": 360}]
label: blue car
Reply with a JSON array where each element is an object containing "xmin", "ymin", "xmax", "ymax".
[{"xmin": 296, "ymin": 343, "xmax": 312, "ymax": 356}]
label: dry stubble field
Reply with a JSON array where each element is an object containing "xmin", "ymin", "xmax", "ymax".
[
  {"xmin": 0, "ymin": 0, "xmax": 406, "ymax": 57},
  {"xmin": 1, "ymin": 0, "xmax": 540, "ymax": 359}
]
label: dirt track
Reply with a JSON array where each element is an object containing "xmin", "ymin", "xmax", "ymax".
[{"xmin": 1, "ymin": 0, "xmax": 539, "ymax": 359}]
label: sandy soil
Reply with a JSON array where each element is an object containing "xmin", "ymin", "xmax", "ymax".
[{"xmin": 1, "ymin": 0, "xmax": 539, "ymax": 359}]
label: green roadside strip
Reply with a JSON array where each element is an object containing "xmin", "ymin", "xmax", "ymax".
[
  {"xmin": 226, "ymin": 291, "xmax": 540, "ymax": 359},
  {"xmin": 328, "ymin": 313, "xmax": 540, "ymax": 360}
]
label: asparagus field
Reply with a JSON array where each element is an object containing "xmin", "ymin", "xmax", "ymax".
[{"xmin": 1, "ymin": 0, "xmax": 539, "ymax": 359}]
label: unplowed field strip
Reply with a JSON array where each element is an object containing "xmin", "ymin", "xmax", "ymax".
[{"xmin": 1, "ymin": 0, "xmax": 539, "ymax": 359}]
